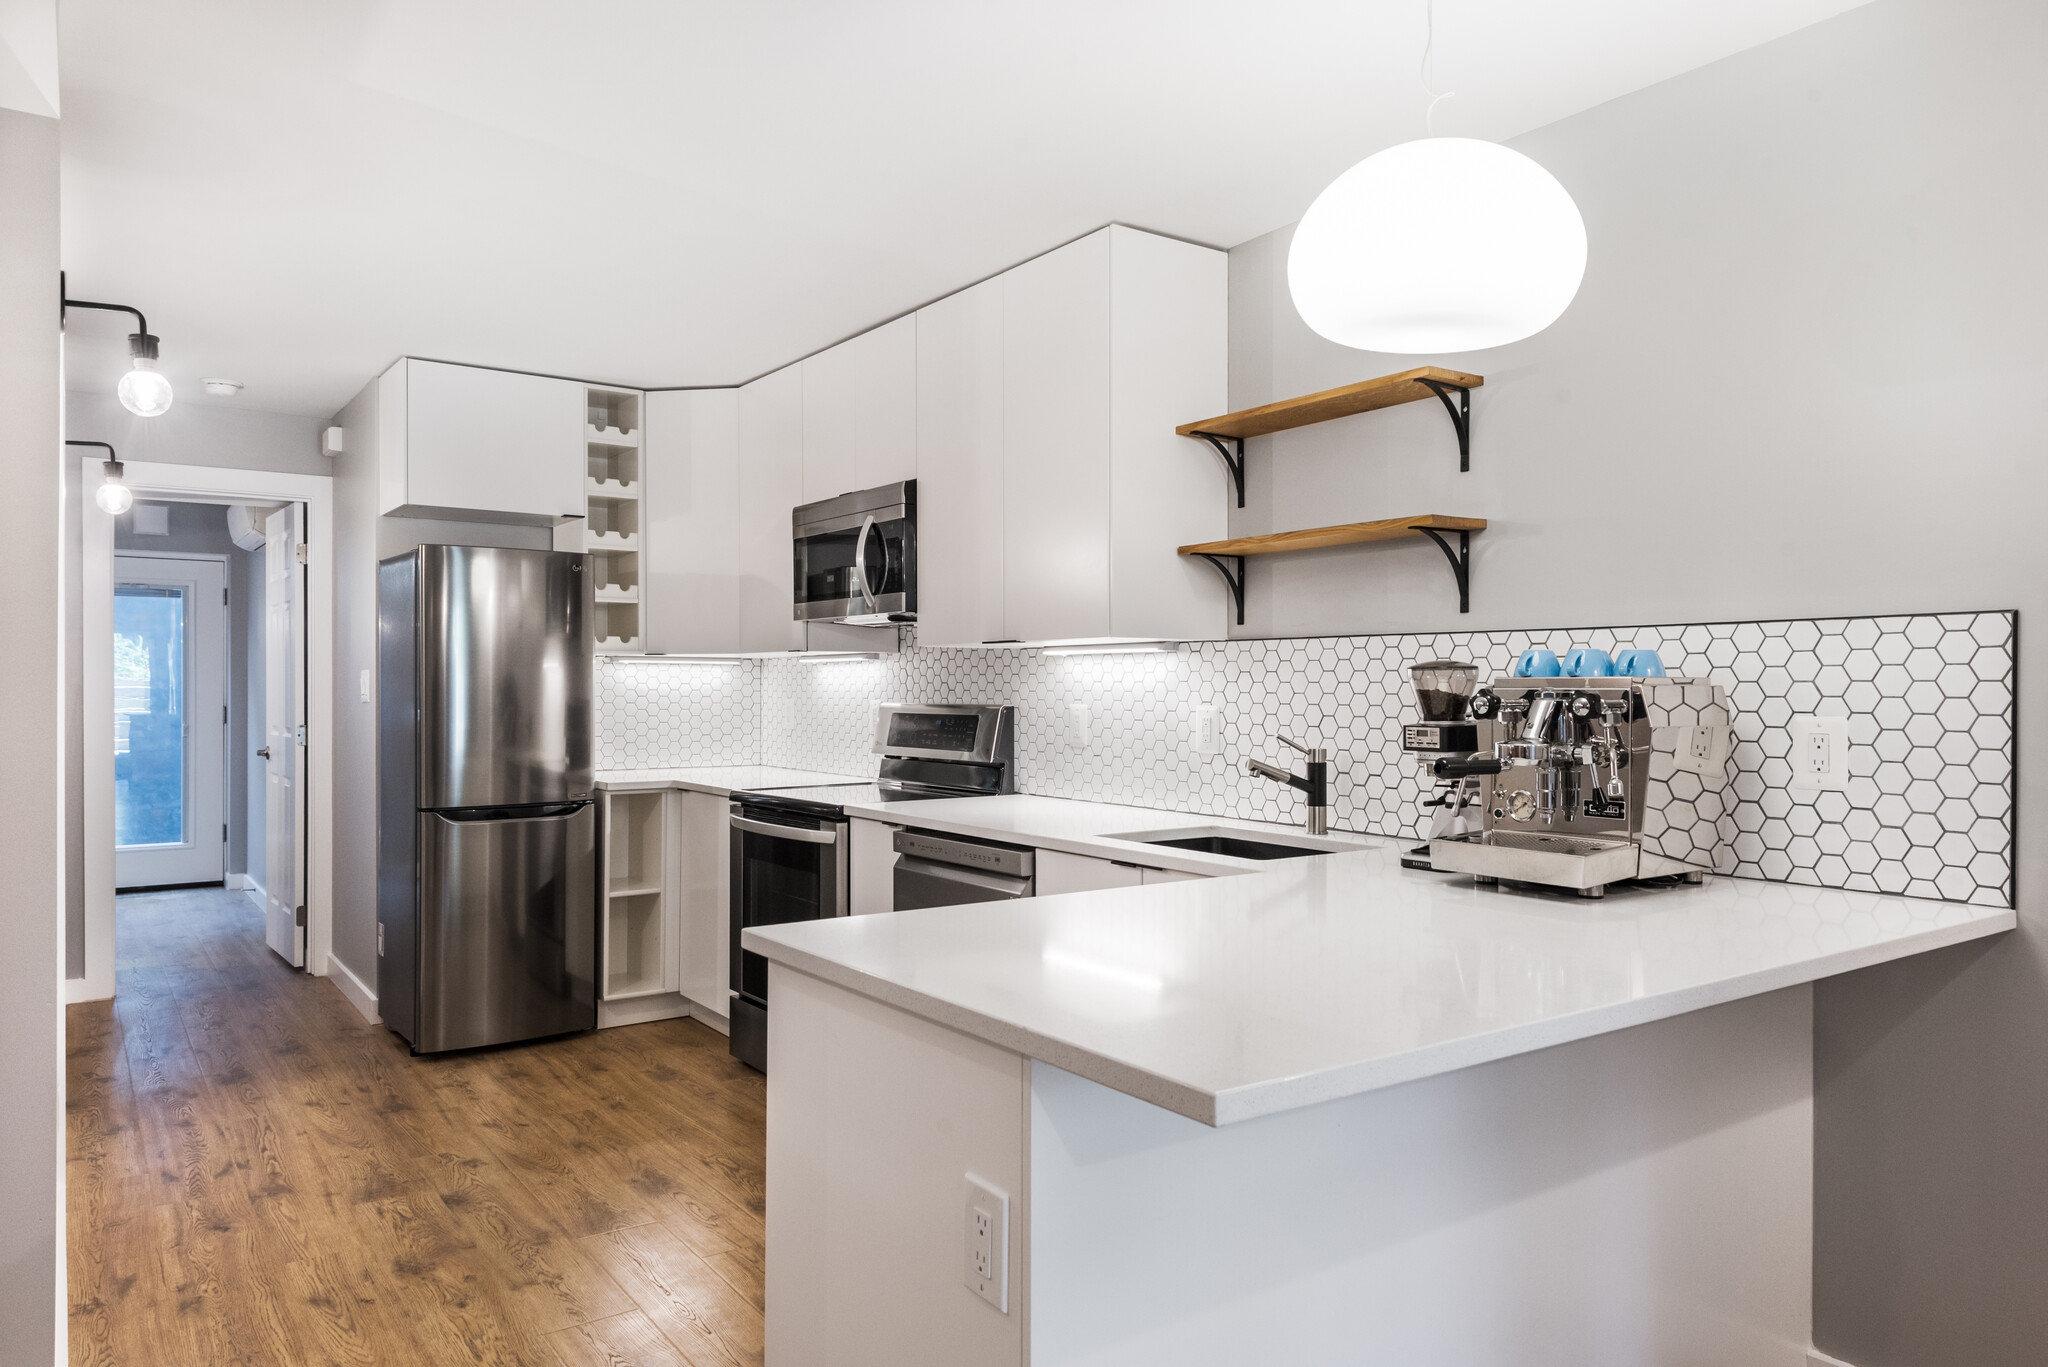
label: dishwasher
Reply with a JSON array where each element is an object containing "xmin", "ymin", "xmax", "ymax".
[{"xmin": 893, "ymin": 828, "xmax": 1036, "ymax": 909}]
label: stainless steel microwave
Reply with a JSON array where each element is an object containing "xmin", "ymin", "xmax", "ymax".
[{"xmin": 792, "ymin": 480, "xmax": 915, "ymax": 625}]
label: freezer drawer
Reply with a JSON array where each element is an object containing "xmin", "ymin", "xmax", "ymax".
[{"xmin": 414, "ymin": 802, "xmax": 598, "ymax": 1053}]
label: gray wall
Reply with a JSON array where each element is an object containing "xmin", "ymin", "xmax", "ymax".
[
  {"xmin": 111, "ymin": 500, "xmax": 262, "ymax": 879},
  {"xmin": 326, "ymin": 373, "xmax": 552, "ymax": 991},
  {"xmin": 1225, "ymin": 1, "xmax": 2045, "ymax": 1361},
  {"xmin": 0, "ymin": 102, "xmax": 63, "ymax": 1366}
]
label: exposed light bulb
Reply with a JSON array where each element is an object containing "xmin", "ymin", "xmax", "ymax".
[
  {"xmin": 95, "ymin": 462, "xmax": 133, "ymax": 515},
  {"xmin": 118, "ymin": 356, "xmax": 174, "ymax": 416},
  {"xmin": 1288, "ymin": 137, "xmax": 1586, "ymax": 354}
]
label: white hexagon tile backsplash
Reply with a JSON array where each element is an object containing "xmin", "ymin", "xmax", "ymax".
[{"xmin": 595, "ymin": 611, "xmax": 2015, "ymax": 909}]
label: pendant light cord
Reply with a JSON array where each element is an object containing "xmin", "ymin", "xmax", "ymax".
[{"xmin": 1421, "ymin": 0, "xmax": 1456, "ymax": 134}]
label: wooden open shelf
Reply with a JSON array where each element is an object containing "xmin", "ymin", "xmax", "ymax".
[
  {"xmin": 1178, "ymin": 366, "xmax": 1483, "ymax": 505},
  {"xmin": 1177, "ymin": 368, "xmax": 1483, "ymax": 441},
  {"xmin": 1179, "ymin": 514, "xmax": 1485, "ymax": 558},
  {"xmin": 1180, "ymin": 515, "xmax": 1486, "ymax": 623}
]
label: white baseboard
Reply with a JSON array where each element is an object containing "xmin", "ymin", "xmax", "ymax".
[
  {"xmin": 326, "ymin": 952, "xmax": 379, "ymax": 1024},
  {"xmin": 241, "ymin": 876, "xmax": 266, "ymax": 910},
  {"xmin": 226, "ymin": 872, "xmax": 247, "ymax": 890},
  {"xmin": 598, "ymin": 991, "xmax": 692, "ymax": 1029},
  {"xmin": 1810, "ymin": 1349, "xmax": 1860, "ymax": 1367},
  {"xmin": 64, "ymin": 976, "xmax": 111, "ymax": 1005},
  {"xmin": 685, "ymin": 996, "xmax": 730, "ymax": 1036}
]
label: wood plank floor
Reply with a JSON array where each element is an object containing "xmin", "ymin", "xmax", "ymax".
[{"xmin": 66, "ymin": 887, "xmax": 768, "ymax": 1367}]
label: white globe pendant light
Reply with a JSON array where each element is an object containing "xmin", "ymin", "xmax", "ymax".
[{"xmin": 1288, "ymin": 136, "xmax": 1587, "ymax": 354}]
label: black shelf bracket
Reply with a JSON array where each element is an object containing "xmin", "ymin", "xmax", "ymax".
[
  {"xmin": 1188, "ymin": 431, "xmax": 1246, "ymax": 508},
  {"xmin": 1192, "ymin": 552, "xmax": 1247, "ymax": 625},
  {"xmin": 1417, "ymin": 378, "xmax": 1473, "ymax": 472},
  {"xmin": 1409, "ymin": 526, "xmax": 1472, "ymax": 613}
]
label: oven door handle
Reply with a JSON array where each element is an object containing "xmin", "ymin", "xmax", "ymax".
[
  {"xmin": 852, "ymin": 514, "xmax": 878, "ymax": 611},
  {"xmin": 732, "ymin": 815, "xmax": 842, "ymax": 845}
]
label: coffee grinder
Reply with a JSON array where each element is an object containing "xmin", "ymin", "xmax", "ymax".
[{"xmin": 1399, "ymin": 661, "xmax": 1491, "ymax": 870}]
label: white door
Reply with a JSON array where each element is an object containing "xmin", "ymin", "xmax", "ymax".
[
  {"xmin": 262, "ymin": 506, "xmax": 308, "ymax": 967},
  {"xmin": 113, "ymin": 555, "xmax": 227, "ymax": 888}
]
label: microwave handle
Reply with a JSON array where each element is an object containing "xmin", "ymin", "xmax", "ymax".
[
  {"xmin": 732, "ymin": 814, "xmax": 842, "ymax": 845},
  {"xmin": 852, "ymin": 514, "xmax": 878, "ymax": 610}
]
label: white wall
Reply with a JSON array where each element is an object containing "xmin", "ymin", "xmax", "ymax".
[
  {"xmin": 0, "ymin": 100, "xmax": 63, "ymax": 1366},
  {"xmin": 1223, "ymin": 2, "xmax": 2046, "ymax": 1361}
]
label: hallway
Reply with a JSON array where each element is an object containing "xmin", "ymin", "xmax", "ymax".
[{"xmin": 65, "ymin": 887, "xmax": 767, "ymax": 1366}]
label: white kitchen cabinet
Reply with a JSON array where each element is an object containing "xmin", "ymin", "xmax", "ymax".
[
  {"xmin": 644, "ymin": 389, "xmax": 742, "ymax": 654},
  {"xmin": 676, "ymin": 789, "xmax": 732, "ymax": 1028},
  {"xmin": 377, "ymin": 358, "xmax": 585, "ymax": 525},
  {"xmin": 914, "ymin": 277, "xmax": 1008, "ymax": 647},
  {"xmin": 1035, "ymin": 848, "xmax": 1145, "ymax": 896},
  {"xmin": 737, "ymin": 363, "xmax": 807, "ymax": 652},
  {"xmin": 850, "ymin": 817, "xmax": 900, "ymax": 915},
  {"xmin": 802, "ymin": 314, "xmax": 917, "ymax": 505},
  {"xmin": 1141, "ymin": 866, "xmax": 1207, "ymax": 884},
  {"xmin": 919, "ymin": 225, "xmax": 1228, "ymax": 648}
]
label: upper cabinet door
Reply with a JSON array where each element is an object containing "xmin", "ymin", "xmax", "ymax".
[
  {"xmin": 400, "ymin": 359, "xmax": 584, "ymax": 523},
  {"xmin": 737, "ymin": 364, "xmax": 807, "ymax": 652},
  {"xmin": 643, "ymin": 389, "xmax": 741, "ymax": 654},
  {"xmin": 914, "ymin": 278, "xmax": 1006, "ymax": 647},
  {"xmin": 1004, "ymin": 231, "xmax": 1113, "ymax": 643},
  {"xmin": 801, "ymin": 314, "xmax": 916, "ymax": 506}
]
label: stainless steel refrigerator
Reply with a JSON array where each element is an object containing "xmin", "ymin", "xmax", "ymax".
[{"xmin": 376, "ymin": 545, "xmax": 598, "ymax": 1054}]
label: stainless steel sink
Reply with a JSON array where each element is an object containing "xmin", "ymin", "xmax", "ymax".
[{"xmin": 1102, "ymin": 826, "xmax": 1369, "ymax": 861}]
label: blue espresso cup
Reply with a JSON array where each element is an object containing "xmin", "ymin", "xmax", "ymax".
[
  {"xmin": 1563, "ymin": 647, "xmax": 1615, "ymax": 677},
  {"xmin": 1614, "ymin": 648, "xmax": 1668, "ymax": 677},
  {"xmin": 1514, "ymin": 647, "xmax": 1562, "ymax": 678}
]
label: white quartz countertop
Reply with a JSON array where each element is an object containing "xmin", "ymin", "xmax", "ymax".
[
  {"xmin": 839, "ymin": 792, "xmax": 1376, "ymax": 875},
  {"xmin": 746, "ymin": 842, "xmax": 2014, "ymax": 1126},
  {"xmin": 593, "ymin": 765, "xmax": 865, "ymax": 797}
]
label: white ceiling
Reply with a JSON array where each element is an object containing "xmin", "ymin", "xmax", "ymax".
[{"xmin": 57, "ymin": 0, "xmax": 1868, "ymax": 418}]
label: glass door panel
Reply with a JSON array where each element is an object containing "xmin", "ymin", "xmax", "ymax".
[{"xmin": 114, "ymin": 583, "xmax": 187, "ymax": 848}]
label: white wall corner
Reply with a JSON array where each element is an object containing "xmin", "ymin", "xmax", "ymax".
[
  {"xmin": 0, "ymin": 0, "xmax": 59, "ymax": 119},
  {"xmin": 1809, "ymin": 1349, "xmax": 1861, "ymax": 1367},
  {"xmin": 326, "ymin": 952, "xmax": 379, "ymax": 1025}
]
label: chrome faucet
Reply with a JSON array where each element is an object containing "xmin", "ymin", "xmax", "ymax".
[{"xmin": 1246, "ymin": 735, "xmax": 1330, "ymax": 835}]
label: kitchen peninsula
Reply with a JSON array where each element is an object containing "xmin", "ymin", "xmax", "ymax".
[{"xmin": 747, "ymin": 843, "xmax": 2012, "ymax": 1366}]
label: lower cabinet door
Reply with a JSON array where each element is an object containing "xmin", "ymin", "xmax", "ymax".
[
  {"xmin": 676, "ymin": 790, "xmax": 732, "ymax": 1022},
  {"xmin": 1034, "ymin": 849, "xmax": 1145, "ymax": 896},
  {"xmin": 850, "ymin": 818, "xmax": 901, "ymax": 914},
  {"xmin": 1140, "ymin": 866, "xmax": 1206, "ymax": 884}
]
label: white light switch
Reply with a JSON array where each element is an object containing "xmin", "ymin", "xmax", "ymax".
[
  {"xmin": 1788, "ymin": 715, "xmax": 1851, "ymax": 793},
  {"xmin": 1067, "ymin": 703, "xmax": 1091, "ymax": 751},
  {"xmin": 964, "ymin": 1175, "xmax": 1009, "ymax": 1312},
  {"xmin": 1191, "ymin": 705, "xmax": 1223, "ymax": 756},
  {"xmin": 360, "ymin": 668, "xmax": 372, "ymax": 703}
]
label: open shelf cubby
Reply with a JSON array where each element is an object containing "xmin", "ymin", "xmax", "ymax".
[
  {"xmin": 585, "ymin": 385, "xmax": 645, "ymax": 653},
  {"xmin": 606, "ymin": 893, "xmax": 665, "ymax": 999},
  {"xmin": 602, "ymin": 790, "xmax": 667, "ymax": 1000}
]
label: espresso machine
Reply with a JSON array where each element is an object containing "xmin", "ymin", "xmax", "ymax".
[
  {"xmin": 1425, "ymin": 675, "xmax": 1736, "ymax": 898},
  {"xmin": 1398, "ymin": 662, "xmax": 1498, "ymax": 871}
]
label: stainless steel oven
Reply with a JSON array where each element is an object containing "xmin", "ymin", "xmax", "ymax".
[
  {"xmin": 792, "ymin": 480, "xmax": 915, "ymax": 625},
  {"xmin": 727, "ymin": 797, "xmax": 849, "ymax": 1071}
]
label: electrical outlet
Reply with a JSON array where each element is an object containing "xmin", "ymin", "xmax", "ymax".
[
  {"xmin": 1670, "ymin": 725, "xmax": 1727, "ymax": 777},
  {"xmin": 1191, "ymin": 705, "xmax": 1223, "ymax": 756},
  {"xmin": 963, "ymin": 1175, "xmax": 1008, "ymax": 1312},
  {"xmin": 1787, "ymin": 715, "xmax": 1851, "ymax": 793},
  {"xmin": 1066, "ymin": 703, "xmax": 1091, "ymax": 751}
]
